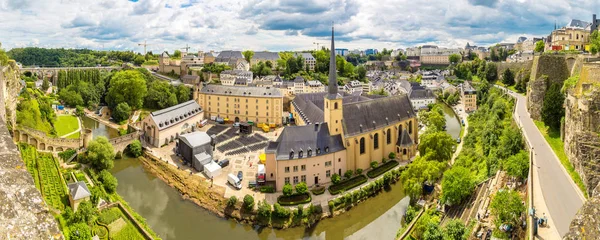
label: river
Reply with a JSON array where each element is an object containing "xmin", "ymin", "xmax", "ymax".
[
  {"xmin": 92, "ymin": 108, "xmax": 461, "ymax": 240},
  {"xmin": 440, "ymin": 103, "xmax": 461, "ymax": 140},
  {"xmin": 81, "ymin": 115, "xmax": 119, "ymax": 139}
]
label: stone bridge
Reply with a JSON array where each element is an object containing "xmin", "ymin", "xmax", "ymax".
[
  {"xmin": 19, "ymin": 66, "xmax": 120, "ymax": 84},
  {"xmin": 109, "ymin": 131, "xmax": 141, "ymax": 153},
  {"xmin": 13, "ymin": 127, "xmax": 82, "ymax": 152}
]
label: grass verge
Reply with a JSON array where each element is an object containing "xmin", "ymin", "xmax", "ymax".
[
  {"xmin": 533, "ymin": 120, "xmax": 588, "ymax": 198},
  {"xmin": 55, "ymin": 115, "xmax": 79, "ymax": 136}
]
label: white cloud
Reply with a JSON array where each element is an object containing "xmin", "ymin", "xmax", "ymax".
[{"xmin": 0, "ymin": 0, "xmax": 599, "ymax": 52}]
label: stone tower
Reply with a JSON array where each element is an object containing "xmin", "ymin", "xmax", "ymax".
[
  {"xmin": 82, "ymin": 128, "xmax": 93, "ymax": 149},
  {"xmin": 323, "ymin": 26, "xmax": 344, "ymax": 136}
]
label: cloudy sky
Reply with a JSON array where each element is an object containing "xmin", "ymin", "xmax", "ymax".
[{"xmin": 1, "ymin": 0, "xmax": 599, "ymax": 53}]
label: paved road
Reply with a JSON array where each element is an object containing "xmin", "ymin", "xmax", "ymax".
[{"xmin": 505, "ymin": 88, "xmax": 585, "ymax": 236}]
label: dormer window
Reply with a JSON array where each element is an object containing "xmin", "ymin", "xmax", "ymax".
[
  {"xmin": 316, "ymin": 148, "xmax": 321, "ymax": 154},
  {"xmin": 299, "ymin": 150, "xmax": 303, "ymax": 158},
  {"xmin": 325, "ymin": 147, "xmax": 329, "ymax": 153},
  {"xmin": 289, "ymin": 150, "xmax": 294, "ymax": 159},
  {"xmin": 308, "ymin": 149, "xmax": 312, "ymax": 157}
]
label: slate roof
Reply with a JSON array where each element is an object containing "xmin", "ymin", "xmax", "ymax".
[
  {"xmin": 266, "ymin": 123, "xmax": 345, "ymax": 160},
  {"xmin": 342, "ymin": 94, "xmax": 415, "ymax": 137},
  {"xmin": 216, "ymin": 50, "xmax": 243, "ymax": 61},
  {"xmin": 294, "ymin": 76, "xmax": 305, "ymax": 83},
  {"xmin": 409, "ymin": 84, "xmax": 435, "ymax": 99},
  {"xmin": 200, "ymin": 84, "xmax": 282, "ymax": 97},
  {"xmin": 397, "ymin": 129, "xmax": 414, "ymax": 147},
  {"xmin": 567, "ymin": 19, "xmax": 591, "ymax": 29},
  {"xmin": 150, "ymin": 100, "xmax": 203, "ymax": 130},
  {"xmin": 253, "ymin": 51, "xmax": 280, "ymax": 61},
  {"xmin": 234, "ymin": 77, "xmax": 247, "ymax": 85},
  {"xmin": 68, "ymin": 181, "xmax": 91, "ymax": 201},
  {"xmin": 296, "ymin": 52, "xmax": 315, "ymax": 60},
  {"xmin": 179, "ymin": 131, "xmax": 212, "ymax": 148},
  {"xmin": 292, "ymin": 92, "xmax": 372, "ymax": 124}
]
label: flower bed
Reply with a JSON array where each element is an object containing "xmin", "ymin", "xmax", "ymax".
[
  {"xmin": 328, "ymin": 175, "xmax": 368, "ymax": 195},
  {"xmin": 367, "ymin": 160, "xmax": 399, "ymax": 178},
  {"xmin": 277, "ymin": 193, "xmax": 311, "ymax": 206},
  {"xmin": 311, "ymin": 186, "xmax": 326, "ymax": 195}
]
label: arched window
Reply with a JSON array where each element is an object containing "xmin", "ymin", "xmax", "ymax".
[
  {"xmin": 408, "ymin": 121, "xmax": 413, "ymax": 134},
  {"xmin": 359, "ymin": 137, "xmax": 365, "ymax": 154},
  {"xmin": 386, "ymin": 129, "xmax": 391, "ymax": 144},
  {"xmin": 373, "ymin": 133, "xmax": 379, "ymax": 149},
  {"xmin": 334, "ymin": 102, "xmax": 339, "ymax": 109},
  {"xmin": 403, "ymin": 149, "xmax": 407, "ymax": 155}
]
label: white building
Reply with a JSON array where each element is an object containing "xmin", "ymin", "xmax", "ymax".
[{"xmin": 220, "ymin": 70, "xmax": 253, "ymax": 85}]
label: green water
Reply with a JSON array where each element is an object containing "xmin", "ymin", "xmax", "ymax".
[
  {"xmin": 81, "ymin": 115, "xmax": 119, "ymax": 139},
  {"xmin": 441, "ymin": 103, "xmax": 461, "ymax": 139}
]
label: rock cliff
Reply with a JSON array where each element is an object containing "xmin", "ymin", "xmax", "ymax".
[
  {"xmin": 527, "ymin": 55, "xmax": 572, "ymax": 120},
  {"xmin": 564, "ymin": 184, "xmax": 600, "ymax": 239}
]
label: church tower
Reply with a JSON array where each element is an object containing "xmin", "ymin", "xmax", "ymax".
[{"xmin": 323, "ymin": 26, "xmax": 344, "ymax": 136}]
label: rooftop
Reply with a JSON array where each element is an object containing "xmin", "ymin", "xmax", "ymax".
[
  {"xmin": 150, "ymin": 100, "xmax": 203, "ymax": 130},
  {"xmin": 200, "ymin": 84, "xmax": 282, "ymax": 97},
  {"xmin": 253, "ymin": 51, "xmax": 280, "ymax": 61},
  {"xmin": 68, "ymin": 181, "xmax": 91, "ymax": 200},
  {"xmin": 266, "ymin": 123, "xmax": 345, "ymax": 160},
  {"xmin": 179, "ymin": 131, "xmax": 212, "ymax": 148}
]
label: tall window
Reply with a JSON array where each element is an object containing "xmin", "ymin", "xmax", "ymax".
[
  {"xmin": 334, "ymin": 102, "xmax": 338, "ymax": 109},
  {"xmin": 360, "ymin": 137, "xmax": 365, "ymax": 154},
  {"xmin": 285, "ymin": 177, "xmax": 290, "ymax": 185},
  {"xmin": 408, "ymin": 121, "xmax": 413, "ymax": 134},
  {"xmin": 301, "ymin": 175, "xmax": 306, "ymax": 183},
  {"xmin": 373, "ymin": 133, "xmax": 379, "ymax": 149},
  {"xmin": 301, "ymin": 165, "xmax": 306, "ymax": 171},
  {"xmin": 387, "ymin": 129, "xmax": 391, "ymax": 144},
  {"xmin": 326, "ymin": 170, "xmax": 331, "ymax": 178},
  {"xmin": 293, "ymin": 166, "xmax": 298, "ymax": 172},
  {"xmin": 293, "ymin": 176, "xmax": 299, "ymax": 184},
  {"xmin": 285, "ymin": 167, "xmax": 290, "ymax": 173}
]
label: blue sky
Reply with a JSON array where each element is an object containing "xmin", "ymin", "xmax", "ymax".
[{"xmin": 0, "ymin": 0, "xmax": 599, "ymax": 53}]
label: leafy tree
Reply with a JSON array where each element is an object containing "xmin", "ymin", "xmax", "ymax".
[
  {"xmin": 59, "ymin": 88, "xmax": 85, "ymax": 107},
  {"xmin": 112, "ymin": 102, "xmax": 131, "ymax": 123},
  {"xmin": 72, "ymin": 201, "xmax": 96, "ymax": 224},
  {"xmin": 490, "ymin": 189, "xmax": 525, "ymax": 228},
  {"xmin": 295, "ymin": 182, "xmax": 308, "ymax": 194},
  {"xmin": 257, "ymin": 200, "xmax": 272, "ymax": 220},
  {"xmin": 145, "ymin": 80, "xmax": 178, "ymax": 109},
  {"xmin": 441, "ymin": 166, "xmax": 474, "ymax": 205},
  {"xmin": 413, "ymin": 210, "xmax": 440, "ymax": 239},
  {"xmin": 423, "ymin": 222, "xmax": 444, "ymax": 240},
  {"xmin": 86, "ymin": 136, "xmax": 115, "ymax": 171},
  {"xmin": 282, "ymin": 183, "xmax": 293, "ymax": 196},
  {"xmin": 448, "ymin": 54, "xmax": 461, "ymax": 64},
  {"xmin": 418, "ymin": 131, "xmax": 456, "ymax": 162},
  {"xmin": 356, "ymin": 65, "xmax": 367, "ymax": 81},
  {"xmin": 99, "ymin": 170, "xmax": 118, "ymax": 193},
  {"xmin": 503, "ymin": 150, "xmax": 529, "ymax": 179},
  {"xmin": 534, "ymin": 40, "xmax": 545, "ymax": 53},
  {"xmin": 106, "ymin": 70, "xmax": 147, "ymax": 110},
  {"xmin": 75, "ymin": 105, "xmax": 84, "ymax": 117},
  {"xmin": 591, "ymin": 30, "xmax": 600, "ymax": 54},
  {"xmin": 541, "ymin": 83, "xmax": 565, "ymax": 131},
  {"xmin": 69, "ymin": 222, "xmax": 92, "ymax": 240},
  {"xmin": 419, "ymin": 105, "xmax": 446, "ymax": 132},
  {"xmin": 173, "ymin": 50, "xmax": 182, "ymax": 58},
  {"xmin": 227, "ymin": 196, "xmax": 238, "ymax": 207},
  {"xmin": 444, "ymin": 219, "xmax": 467, "ymax": 240},
  {"xmin": 134, "ymin": 55, "xmax": 145, "ymax": 66},
  {"xmin": 484, "ymin": 62, "xmax": 497, "ymax": 82},
  {"xmin": 401, "ymin": 155, "xmax": 446, "ymax": 200},
  {"xmin": 243, "ymin": 194, "xmax": 254, "ymax": 210},
  {"xmin": 41, "ymin": 77, "xmax": 50, "ymax": 91},
  {"xmin": 331, "ymin": 173, "xmax": 341, "ymax": 184},
  {"xmin": 127, "ymin": 139, "xmax": 142, "ymax": 157},
  {"xmin": 242, "ymin": 50, "xmax": 254, "ymax": 64},
  {"xmin": 501, "ymin": 68, "xmax": 514, "ymax": 86},
  {"xmin": 497, "ymin": 126, "xmax": 523, "ymax": 159}
]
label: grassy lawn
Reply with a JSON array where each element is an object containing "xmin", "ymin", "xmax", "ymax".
[
  {"xmin": 65, "ymin": 131, "xmax": 80, "ymax": 139},
  {"xmin": 533, "ymin": 120, "xmax": 588, "ymax": 198},
  {"xmin": 55, "ymin": 115, "xmax": 79, "ymax": 137}
]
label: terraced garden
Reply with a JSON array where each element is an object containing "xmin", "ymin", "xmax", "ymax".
[
  {"xmin": 19, "ymin": 144, "xmax": 68, "ymax": 211},
  {"xmin": 97, "ymin": 207, "xmax": 145, "ymax": 240}
]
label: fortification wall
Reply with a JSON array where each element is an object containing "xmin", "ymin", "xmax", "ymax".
[{"xmin": 527, "ymin": 55, "xmax": 571, "ymax": 120}]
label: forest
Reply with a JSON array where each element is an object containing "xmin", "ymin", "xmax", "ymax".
[{"xmin": 7, "ymin": 48, "xmax": 148, "ymax": 67}]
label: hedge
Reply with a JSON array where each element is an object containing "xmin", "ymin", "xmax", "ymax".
[
  {"xmin": 328, "ymin": 175, "xmax": 368, "ymax": 195},
  {"xmin": 277, "ymin": 193, "xmax": 311, "ymax": 206},
  {"xmin": 311, "ymin": 186, "xmax": 326, "ymax": 195},
  {"xmin": 367, "ymin": 160, "xmax": 399, "ymax": 178},
  {"xmin": 259, "ymin": 186, "xmax": 275, "ymax": 193}
]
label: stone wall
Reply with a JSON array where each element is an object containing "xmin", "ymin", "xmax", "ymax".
[
  {"xmin": 563, "ymin": 62, "xmax": 600, "ymax": 196},
  {"xmin": 495, "ymin": 60, "xmax": 533, "ymax": 77},
  {"xmin": 527, "ymin": 55, "xmax": 571, "ymax": 120},
  {"xmin": 0, "ymin": 60, "xmax": 21, "ymax": 130},
  {"xmin": 564, "ymin": 184, "xmax": 600, "ymax": 239}
]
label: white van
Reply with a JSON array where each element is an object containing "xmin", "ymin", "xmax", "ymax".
[{"xmin": 227, "ymin": 173, "xmax": 242, "ymax": 190}]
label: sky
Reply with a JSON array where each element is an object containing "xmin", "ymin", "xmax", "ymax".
[{"xmin": 1, "ymin": 0, "xmax": 599, "ymax": 53}]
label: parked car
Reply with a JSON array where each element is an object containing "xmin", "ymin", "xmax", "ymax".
[
  {"xmin": 227, "ymin": 173, "xmax": 242, "ymax": 190},
  {"xmin": 456, "ymin": 137, "xmax": 461, "ymax": 143},
  {"xmin": 237, "ymin": 171, "xmax": 243, "ymax": 181},
  {"xmin": 233, "ymin": 122, "xmax": 240, "ymax": 127},
  {"xmin": 218, "ymin": 158, "xmax": 230, "ymax": 167}
]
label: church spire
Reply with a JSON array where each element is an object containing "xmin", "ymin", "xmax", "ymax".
[{"xmin": 328, "ymin": 25, "xmax": 338, "ymax": 96}]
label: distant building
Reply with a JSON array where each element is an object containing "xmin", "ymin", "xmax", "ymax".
[
  {"xmin": 461, "ymin": 81, "xmax": 477, "ymax": 112},
  {"xmin": 406, "ymin": 82, "xmax": 436, "ymax": 111},
  {"xmin": 251, "ymin": 51, "xmax": 280, "ymax": 69},
  {"xmin": 296, "ymin": 52, "xmax": 316, "ymax": 71},
  {"xmin": 177, "ymin": 131, "xmax": 214, "ymax": 171},
  {"xmin": 550, "ymin": 18, "xmax": 593, "ymax": 51},
  {"xmin": 215, "ymin": 51, "xmax": 249, "ymax": 70},
  {"xmin": 365, "ymin": 49, "xmax": 379, "ymax": 55},
  {"xmin": 421, "ymin": 71, "xmax": 442, "ymax": 88},
  {"xmin": 220, "ymin": 70, "xmax": 253, "ymax": 85},
  {"xmin": 68, "ymin": 181, "xmax": 91, "ymax": 211},
  {"xmin": 419, "ymin": 46, "xmax": 462, "ymax": 65},
  {"xmin": 142, "ymin": 100, "xmax": 204, "ymax": 147},
  {"xmin": 335, "ymin": 48, "xmax": 349, "ymax": 56}
]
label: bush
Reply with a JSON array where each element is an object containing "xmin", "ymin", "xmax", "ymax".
[
  {"xmin": 277, "ymin": 193, "xmax": 312, "ymax": 206},
  {"xmin": 58, "ymin": 149, "xmax": 77, "ymax": 161},
  {"xmin": 328, "ymin": 175, "xmax": 368, "ymax": 195},
  {"xmin": 257, "ymin": 200, "xmax": 271, "ymax": 220},
  {"xmin": 382, "ymin": 158, "xmax": 387, "ymax": 163},
  {"xmin": 259, "ymin": 186, "xmax": 275, "ymax": 193},
  {"xmin": 112, "ymin": 102, "xmax": 131, "ymax": 123},
  {"xmin": 243, "ymin": 194, "xmax": 254, "ymax": 210},
  {"xmin": 367, "ymin": 160, "xmax": 399, "ymax": 178},
  {"xmin": 344, "ymin": 170, "xmax": 354, "ymax": 179},
  {"xmin": 227, "ymin": 196, "xmax": 238, "ymax": 207},
  {"xmin": 98, "ymin": 170, "xmax": 118, "ymax": 193},
  {"xmin": 389, "ymin": 152, "xmax": 397, "ymax": 160},
  {"xmin": 356, "ymin": 168, "xmax": 363, "ymax": 175},
  {"xmin": 273, "ymin": 203, "xmax": 290, "ymax": 218},
  {"xmin": 370, "ymin": 161, "xmax": 378, "ymax": 169},
  {"xmin": 282, "ymin": 184, "xmax": 293, "ymax": 196},
  {"xmin": 127, "ymin": 140, "xmax": 142, "ymax": 157},
  {"xmin": 404, "ymin": 205, "xmax": 420, "ymax": 223},
  {"xmin": 295, "ymin": 182, "xmax": 308, "ymax": 194},
  {"xmin": 311, "ymin": 186, "xmax": 326, "ymax": 195},
  {"xmin": 331, "ymin": 173, "xmax": 341, "ymax": 184}
]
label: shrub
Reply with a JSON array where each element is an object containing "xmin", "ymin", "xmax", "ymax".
[
  {"xmin": 227, "ymin": 196, "xmax": 238, "ymax": 207},
  {"xmin": 356, "ymin": 168, "xmax": 363, "ymax": 175},
  {"xmin": 257, "ymin": 200, "xmax": 271, "ymax": 219},
  {"xmin": 328, "ymin": 201, "xmax": 335, "ymax": 212},
  {"xmin": 115, "ymin": 151, "xmax": 122, "ymax": 159},
  {"xmin": 99, "ymin": 170, "xmax": 118, "ymax": 193},
  {"xmin": 370, "ymin": 161, "xmax": 378, "ymax": 169},
  {"xmin": 277, "ymin": 193, "xmax": 311, "ymax": 206},
  {"xmin": 389, "ymin": 152, "xmax": 397, "ymax": 160},
  {"xmin": 295, "ymin": 182, "xmax": 308, "ymax": 194},
  {"xmin": 331, "ymin": 173, "xmax": 341, "ymax": 184},
  {"xmin": 382, "ymin": 158, "xmax": 387, "ymax": 163},
  {"xmin": 328, "ymin": 175, "xmax": 368, "ymax": 195},
  {"xmin": 367, "ymin": 160, "xmax": 399, "ymax": 178},
  {"xmin": 273, "ymin": 203, "xmax": 290, "ymax": 218},
  {"xmin": 311, "ymin": 186, "xmax": 326, "ymax": 195},
  {"xmin": 282, "ymin": 184, "xmax": 293, "ymax": 196},
  {"xmin": 127, "ymin": 140, "xmax": 142, "ymax": 157},
  {"xmin": 259, "ymin": 186, "xmax": 275, "ymax": 193},
  {"xmin": 404, "ymin": 205, "xmax": 419, "ymax": 223},
  {"xmin": 344, "ymin": 170, "xmax": 354, "ymax": 179},
  {"xmin": 243, "ymin": 194, "xmax": 254, "ymax": 210}
]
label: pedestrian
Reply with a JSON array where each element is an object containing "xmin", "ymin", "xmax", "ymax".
[
  {"xmin": 211, "ymin": 176, "xmax": 214, "ymax": 188},
  {"xmin": 477, "ymin": 213, "xmax": 480, "ymax": 221}
]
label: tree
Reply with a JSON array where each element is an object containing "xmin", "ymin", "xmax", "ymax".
[
  {"xmin": 591, "ymin": 30, "xmax": 600, "ymax": 54},
  {"xmin": 242, "ymin": 50, "xmax": 254, "ymax": 64},
  {"xmin": 243, "ymin": 194, "xmax": 254, "ymax": 210},
  {"xmin": 444, "ymin": 219, "xmax": 467, "ymax": 240},
  {"xmin": 112, "ymin": 102, "xmax": 131, "ymax": 123},
  {"xmin": 484, "ymin": 62, "xmax": 497, "ymax": 82},
  {"xmin": 86, "ymin": 136, "xmax": 115, "ymax": 171},
  {"xmin": 99, "ymin": 170, "xmax": 118, "ymax": 193},
  {"xmin": 541, "ymin": 83, "xmax": 565, "ymax": 131},
  {"xmin": 134, "ymin": 55, "xmax": 145, "ymax": 66},
  {"xmin": 128, "ymin": 139, "xmax": 142, "ymax": 157},
  {"xmin": 41, "ymin": 77, "xmax": 50, "ymax": 91},
  {"xmin": 423, "ymin": 222, "xmax": 444, "ymax": 240},
  {"xmin": 418, "ymin": 131, "xmax": 456, "ymax": 162},
  {"xmin": 389, "ymin": 152, "xmax": 397, "ymax": 160},
  {"xmin": 257, "ymin": 200, "xmax": 272, "ymax": 220},
  {"xmin": 331, "ymin": 173, "xmax": 341, "ymax": 184},
  {"xmin": 282, "ymin": 183, "xmax": 293, "ymax": 196},
  {"xmin": 145, "ymin": 80, "xmax": 178, "ymax": 109},
  {"xmin": 535, "ymin": 40, "xmax": 545, "ymax": 53},
  {"xmin": 72, "ymin": 201, "xmax": 96, "ymax": 224},
  {"xmin": 227, "ymin": 196, "xmax": 238, "ymax": 207},
  {"xmin": 448, "ymin": 54, "xmax": 462, "ymax": 64},
  {"xmin": 173, "ymin": 50, "xmax": 182, "ymax": 58},
  {"xmin": 501, "ymin": 68, "xmax": 514, "ymax": 86},
  {"xmin": 419, "ymin": 105, "xmax": 446, "ymax": 132},
  {"xmin": 490, "ymin": 189, "xmax": 525, "ymax": 228},
  {"xmin": 295, "ymin": 182, "xmax": 308, "ymax": 194},
  {"xmin": 356, "ymin": 65, "xmax": 367, "ymax": 81},
  {"xmin": 503, "ymin": 150, "xmax": 529, "ymax": 179},
  {"xmin": 344, "ymin": 170, "xmax": 354, "ymax": 178},
  {"xmin": 69, "ymin": 222, "xmax": 92, "ymax": 240},
  {"xmin": 75, "ymin": 105, "xmax": 84, "ymax": 117},
  {"xmin": 441, "ymin": 166, "xmax": 474, "ymax": 205},
  {"xmin": 497, "ymin": 126, "xmax": 523, "ymax": 159},
  {"xmin": 106, "ymin": 70, "xmax": 147, "ymax": 110}
]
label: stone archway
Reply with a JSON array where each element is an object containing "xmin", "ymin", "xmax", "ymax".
[
  {"xmin": 48, "ymin": 146, "xmax": 54, "ymax": 152},
  {"xmin": 20, "ymin": 133, "xmax": 28, "ymax": 144},
  {"xmin": 29, "ymin": 138, "xmax": 38, "ymax": 148},
  {"xmin": 13, "ymin": 130, "xmax": 20, "ymax": 142},
  {"xmin": 56, "ymin": 147, "xmax": 64, "ymax": 152},
  {"xmin": 39, "ymin": 142, "xmax": 46, "ymax": 151}
]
